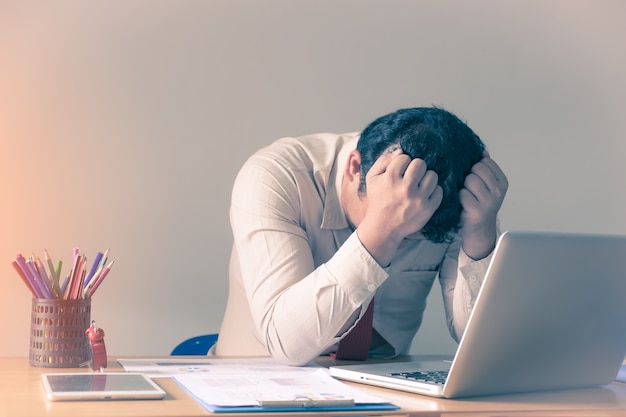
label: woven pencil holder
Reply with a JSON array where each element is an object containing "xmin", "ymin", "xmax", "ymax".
[{"xmin": 29, "ymin": 298, "xmax": 91, "ymax": 367}]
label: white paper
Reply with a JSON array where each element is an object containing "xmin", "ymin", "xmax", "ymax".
[
  {"xmin": 174, "ymin": 368, "xmax": 390, "ymax": 407},
  {"xmin": 119, "ymin": 357, "xmax": 394, "ymax": 410},
  {"xmin": 117, "ymin": 357, "xmax": 318, "ymax": 378}
]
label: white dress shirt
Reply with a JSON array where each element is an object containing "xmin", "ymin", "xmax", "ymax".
[{"xmin": 214, "ymin": 132, "xmax": 492, "ymax": 365}]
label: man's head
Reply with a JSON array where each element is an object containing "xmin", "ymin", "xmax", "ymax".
[{"xmin": 356, "ymin": 107, "xmax": 485, "ymax": 243}]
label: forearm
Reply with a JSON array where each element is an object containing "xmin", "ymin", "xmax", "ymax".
[
  {"xmin": 355, "ymin": 218, "xmax": 404, "ymax": 268},
  {"xmin": 448, "ymin": 250, "xmax": 492, "ymax": 340},
  {"xmin": 244, "ymin": 233, "xmax": 387, "ymax": 365},
  {"xmin": 460, "ymin": 224, "xmax": 498, "ymax": 261}
]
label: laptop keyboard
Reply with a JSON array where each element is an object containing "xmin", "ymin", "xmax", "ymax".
[{"xmin": 390, "ymin": 370, "xmax": 449, "ymax": 385}]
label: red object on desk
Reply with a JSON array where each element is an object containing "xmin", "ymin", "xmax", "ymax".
[{"xmin": 85, "ymin": 320, "xmax": 108, "ymax": 371}]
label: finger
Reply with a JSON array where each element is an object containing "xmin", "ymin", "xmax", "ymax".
[
  {"xmin": 462, "ymin": 168, "xmax": 507, "ymax": 215},
  {"xmin": 459, "ymin": 186, "xmax": 479, "ymax": 209},
  {"xmin": 429, "ymin": 183, "xmax": 444, "ymax": 206},
  {"xmin": 463, "ymin": 172, "xmax": 489, "ymax": 201},
  {"xmin": 487, "ymin": 159, "xmax": 508, "ymax": 189},
  {"xmin": 417, "ymin": 169, "xmax": 439, "ymax": 197},
  {"xmin": 470, "ymin": 159, "xmax": 507, "ymax": 194},
  {"xmin": 480, "ymin": 158, "xmax": 503, "ymax": 180},
  {"xmin": 403, "ymin": 158, "xmax": 428, "ymax": 183},
  {"xmin": 385, "ymin": 153, "xmax": 414, "ymax": 179},
  {"xmin": 476, "ymin": 156, "xmax": 506, "ymax": 182},
  {"xmin": 365, "ymin": 149, "xmax": 401, "ymax": 179}
]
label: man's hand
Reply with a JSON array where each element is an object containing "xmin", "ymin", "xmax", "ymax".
[
  {"xmin": 459, "ymin": 152, "xmax": 508, "ymax": 260},
  {"xmin": 357, "ymin": 150, "xmax": 443, "ymax": 266}
]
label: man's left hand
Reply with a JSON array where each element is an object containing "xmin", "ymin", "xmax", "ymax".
[{"xmin": 459, "ymin": 152, "xmax": 508, "ymax": 260}]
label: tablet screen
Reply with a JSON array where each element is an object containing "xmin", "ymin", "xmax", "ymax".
[{"xmin": 41, "ymin": 372, "xmax": 166, "ymax": 401}]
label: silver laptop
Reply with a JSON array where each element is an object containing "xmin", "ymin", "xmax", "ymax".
[{"xmin": 330, "ymin": 230, "xmax": 626, "ymax": 398}]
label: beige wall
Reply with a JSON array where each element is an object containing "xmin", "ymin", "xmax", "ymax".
[{"xmin": 1, "ymin": 0, "xmax": 625, "ymax": 357}]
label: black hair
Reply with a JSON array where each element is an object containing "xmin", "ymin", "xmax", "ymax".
[{"xmin": 356, "ymin": 107, "xmax": 485, "ymax": 243}]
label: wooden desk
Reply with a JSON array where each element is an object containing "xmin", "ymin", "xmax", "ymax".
[{"xmin": 1, "ymin": 356, "xmax": 625, "ymax": 417}]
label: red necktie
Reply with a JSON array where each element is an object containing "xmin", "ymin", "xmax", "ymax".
[{"xmin": 333, "ymin": 300, "xmax": 374, "ymax": 360}]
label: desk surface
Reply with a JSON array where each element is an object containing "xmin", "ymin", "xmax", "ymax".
[{"xmin": 1, "ymin": 356, "xmax": 625, "ymax": 417}]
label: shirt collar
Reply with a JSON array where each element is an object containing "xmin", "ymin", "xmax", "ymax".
[{"xmin": 321, "ymin": 134, "xmax": 359, "ymax": 230}]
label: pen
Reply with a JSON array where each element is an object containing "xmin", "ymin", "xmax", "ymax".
[
  {"xmin": 84, "ymin": 248, "xmax": 109, "ymax": 289},
  {"xmin": 34, "ymin": 255, "xmax": 55, "ymax": 298},
  {"xmin": 86, "ymin": 259, "xmax": 104, "ymax": 289},
  {"xmin": 64, "ymin": 253, "xmax": 81, "ymax": 300},
  {"xmin": 25, "ymin": 258, "xmax": 53, "ymax": 299},
  {"xmin": 14, "ymin": 255, "xmax": 42, "ymax": 298},
  {"xmin": 12, "ymin": 249, "xmax": 113, "ymax": 300},
  {"xmin": 78, "ymin": 268, "xmax": 87, "ymax": 299},
  {"xmin": 83, "ymin": 251, "xmax": 103, "ymax": 288},
  {"xmin": 61, "ymin": 274, "xmax": 70, "ymax": 298},
  {"xmin": 16, "ymin": 254, "xmax": 47, "ymax": 298},
  {"xmin": 70, "ymin": 256, "xmax": 86, "ymax": 300},
  {"xmin": 55, "ymin": 260, "xmax": 63, "ymax": 286},
  {"xmin": 100, "ymin": 248, "xmax": 109, "ymax": 272},
  {"xmin": 11, "ymin": 260, "xmax": 38, "ymax": 298},
  {"xmin": 85, "ymin": 260, "xmax": 114, "ymax": 298},
  {"xmin": 44, "ymin": 249, "xmax": 62, "ymax": 298}
]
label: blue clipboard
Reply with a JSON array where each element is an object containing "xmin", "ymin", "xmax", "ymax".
[
  {"xmin": 201, "ymin": 403, "xmax": 400, "ymax": 413},
  {"xmin": 174, "ymin": 380, "xmax": 400, "ymax": 413}
]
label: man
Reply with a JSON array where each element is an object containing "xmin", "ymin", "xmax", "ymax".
[{"xmin": 214, "ymin": 107, "xmax": 508, "ymax": 366}]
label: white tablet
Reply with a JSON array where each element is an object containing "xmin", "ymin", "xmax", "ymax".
[{"xmin": 41, "ymin": 372, "xmax": 166, "ymax": 401}]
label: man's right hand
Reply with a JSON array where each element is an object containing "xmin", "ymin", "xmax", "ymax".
[{"xmin": 356, "ymin": 150, "xmax": 443, "ymax": 266}]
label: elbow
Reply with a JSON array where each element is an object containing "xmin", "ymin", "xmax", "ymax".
[
  {"xmin": 263, "ymin": 328, "xmax": 322, "ymax": 366},
  {"xmin": 266, "ymin": 342, "xmax": 320, "ymax": 367},
  {"xmin": 259, "ymin": 311, "xmax": 329, "ymax": 366},
  {"xmin": 275, "ymin": 355, "xmax": 316, "ymax": 367}
]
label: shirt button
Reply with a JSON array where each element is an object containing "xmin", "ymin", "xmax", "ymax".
[
  {"xmin": 469, "ymin": 275, "xmax": 477, "ymax": 283},
  {"xmin": 367, "ymin": 284, "xmax": 376, "ymax": 292}
]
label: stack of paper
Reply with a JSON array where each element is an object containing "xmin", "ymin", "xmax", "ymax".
[{"xmin": 118, "ymin": 357, "xmax": 398, "ymax": 413}]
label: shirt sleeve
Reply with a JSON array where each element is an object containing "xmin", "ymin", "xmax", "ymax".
[
  {"xmin": 439, "ymin": 239, "xmax": 493, "ymax": 342},
  {"xmin": 230, "ymin": 157, "xmax": 387, "ymax": 365}
]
